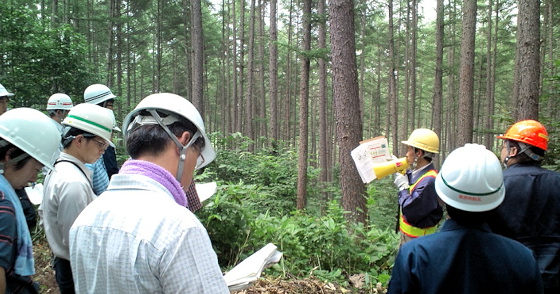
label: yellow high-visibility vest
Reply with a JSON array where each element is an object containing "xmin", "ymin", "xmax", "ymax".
[{"xmin": 399, "ymin": 170, "xmax": 438, "ymax": 238}]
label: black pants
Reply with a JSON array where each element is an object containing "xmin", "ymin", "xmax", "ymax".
[{"xmin": 54, "ymin": 257, "xmax": 75, "ymax": 294}]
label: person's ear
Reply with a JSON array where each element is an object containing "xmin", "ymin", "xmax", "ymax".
[
  {"xmin": 179, "ymin": 131, "xmax": 191, "ymax": 146},
  {"xmin": 4, "ymin": 148, "xmax": 15, "ymax": 162},
  {"xmin": 509, "ymin": 146, "xmax": 519, "ymax": 157}
]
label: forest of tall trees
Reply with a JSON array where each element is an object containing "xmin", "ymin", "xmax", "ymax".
[{"xmin": 1, "ymin": 0, "xmax": 560, "ymax": 222}]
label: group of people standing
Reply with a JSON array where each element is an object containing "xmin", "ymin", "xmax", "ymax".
[
  {"xmin": 1, "ymin": 78, "xmax": 559, "ymax": 294},
  {"xmin": 0, "ymin": 83, "xmax": 230, "ymax": 293},
  {"xmin": 389, "ymin": 122, "xmax": 560, "ymax": 293}
]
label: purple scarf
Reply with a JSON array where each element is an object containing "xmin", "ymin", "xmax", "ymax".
[{"xmin": 119, "ymin": 159, "xmax": 187, "ymax": 207}]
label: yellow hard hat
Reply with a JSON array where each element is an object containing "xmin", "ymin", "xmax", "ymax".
[{"xmin": 402, "ymin": 128, "xmax": 439, "ymax": 154}]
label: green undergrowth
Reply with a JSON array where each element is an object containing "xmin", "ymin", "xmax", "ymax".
[{"xmin": 196, "ymin": 133, "xmax": 399, "ymax": 289}]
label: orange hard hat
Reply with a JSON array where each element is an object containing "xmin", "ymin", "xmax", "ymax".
[{"xmin": 497, "ymin": 120, "xmax": 548, "ymax": 151}]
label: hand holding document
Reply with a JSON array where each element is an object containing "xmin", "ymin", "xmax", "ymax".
[
  {"xmin": 224, "ymin": 243, "xmax": 283, "ymax": 292},
  {"xmin": 351, "ymin": 136, "xmax": 391, "ymax": 183},
  {"xmin": 351, "ymin": 136, "xmax": 409, "ymax": 183}
]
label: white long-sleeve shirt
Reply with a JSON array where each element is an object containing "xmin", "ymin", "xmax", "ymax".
[
  {"xmin": 41, "ymin": 152, "xmax": 96, "ymax": 260},
  {"xmin": 69, "ymin": 173, "xmax": 229, "ymax": 294}
]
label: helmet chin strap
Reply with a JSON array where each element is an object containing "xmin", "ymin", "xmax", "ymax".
[
  {"xmin": 147, "ymin": 109, "xmax": 200, "ymax": 182},
  {"xmin": 518, "ymin": 142, "xmax": 543, "ymax": 161},
  {"xmin": 503, "ymin": 141, "xmax": 542, "ymax": 169}
]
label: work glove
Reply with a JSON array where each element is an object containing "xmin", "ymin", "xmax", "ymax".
[{"xmin": 394, "ymin": 173, "xmax": 409, "ymax": 191}]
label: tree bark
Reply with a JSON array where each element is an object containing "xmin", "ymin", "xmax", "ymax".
[
  {"xmin": 457, "ymin": 0, "xmax": 477, "ymax": 146},
  {"xmin": 297, "ymin": 0, "xmax": 311, "ymax": 210},
  {"xmin": 514, "ymin": 0, "xmax": 540, "ymax": 120},
  {"xmin": 388, "ymin": 0, "xmax": 399, "ymax": 156},
  {"xmin": 318, "ymin": 0, "xmax": 330, "ymax": 207},
  {"xmin": 191, "ymin": 0, "xmax": 204, "ymax": 112},
  {"xmin": 269, "ymin": 0, "xmax": 279, "ymax": 142},
  {"xmin": 329, "ymin": 0, "xmax": 367, "ymax": 224},
  {"xmin": 432, "ymin": 0, "xmax": 444, "ymax": 166}
]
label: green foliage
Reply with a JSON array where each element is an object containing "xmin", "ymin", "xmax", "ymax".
[
  {"xmin": 197, "ymin": 135, "xmax": 399, "ymax": 287},
  {"xmin": 0, "ymin": 4, "xmax": 97, "ymax": 107},
  {"xmin": 366, "ymin": 178, "xmax": 400, "ymax": 232}
]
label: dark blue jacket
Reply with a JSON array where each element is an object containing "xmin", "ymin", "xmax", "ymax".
[
  {"xmin": 102, "ymin": 146, "xmax": 119, "ymax": 179},
  {"xmin": 388, "ymin": 219, "xmax": 543, "ymax": 294},
  {"xmin": 487, "ymin": 163, "xmax": 560, "ymax": 290},
  {"xmin": 398, "ymin": 163, "xmax": 443, "ymax": 228}
]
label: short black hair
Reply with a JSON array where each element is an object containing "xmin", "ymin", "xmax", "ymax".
[
  {"xmin": 126, "ymin": 110, "xmax": 203, "ymax": 159},
  {"xmin": 446, "ymin": 204, "xmax": 489, "ymax": 227},
  {"xmin": 0, "ymin": 143, "xmax": 32, "ymax": 170},
  {"xmin": 507, "ymin": 140, "xmax": 545, "ymax": 163},
  {"xmin": 62, "ymin": 126, "xmax": 95, "ymax": 148}
]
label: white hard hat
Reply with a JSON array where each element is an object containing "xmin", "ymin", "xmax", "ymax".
[
  {"xmin": 122, "ymin": 93, "xmax": 215, "ymax": 169},
  {"xmin": 0, "ymin": 108, "xmax": 60, "ymax": 170},
  {"xmin": 108, "ymin": 109, "xmax": 121, "ymax": 132},
  {"xmin": 0, "ymin": 83, "xmax": 15, "ymax": 97},
  {"xmin": 84, "ymin": 84, "xmax": 116, "ymax": 105},
  {"xmin": 62, "ymin": 103, "xmax": 115, "ymax": 147},
  {"xmin": 435, "ymin": 143, "xmax": 505, "ymax": 212},
  {"xmin": 47, "ymin": 93, "xmax": 74, "ymax": 110}
]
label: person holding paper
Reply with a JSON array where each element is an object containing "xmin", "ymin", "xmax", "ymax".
[
  {"xmin": 393, "ymin": 128, "xmax": 443, "ymax": 246},
  {"xmin": 69, "ymin": 93, "xmax": 229, "ymax": 293}
]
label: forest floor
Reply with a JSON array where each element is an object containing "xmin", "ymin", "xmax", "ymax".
[{"xmin": 33, "ymin": 236, "xmax": 386, "ymax": 294}]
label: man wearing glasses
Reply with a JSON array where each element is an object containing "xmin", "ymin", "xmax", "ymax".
[
  {"xmin": 69, "ymin": 93, "xmax": 228, "ymax": 293},
  {"xmin": 40, "ymin": 103, "xmax": 115, "ymax": 294}
]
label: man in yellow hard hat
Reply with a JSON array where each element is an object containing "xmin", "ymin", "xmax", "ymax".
[
  {"xmin": 393, "ymin": 128, "xmax": 443, "ymax": 246},
  {"xmin": 487, "ymin": 120, "xmax": 560, "ymax": 294}
]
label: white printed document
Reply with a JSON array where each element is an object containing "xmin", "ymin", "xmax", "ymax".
[
  {"xmin": 224, "ymin": 243, "xmax": 283, "ymax": 292},
  {"xmin": 351, "ymin": 136, "xmax": 391, "ymax": 183}
]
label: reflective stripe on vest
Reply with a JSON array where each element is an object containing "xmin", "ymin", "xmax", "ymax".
[{"xmin": 399, "ymin": 169, "xmax": 438, "ymax": 238}]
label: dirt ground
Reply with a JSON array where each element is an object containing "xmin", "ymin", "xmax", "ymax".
[
  {"xmin": 32, "ymin": 236, "xmax": 386, "ymax": 294},
  {"xmin": 33, "ymin": 237, "xmax": 59, "ymax": 293}
]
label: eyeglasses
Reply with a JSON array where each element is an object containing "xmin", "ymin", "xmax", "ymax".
[
  {"xmin": 196, "ymin": 153, "xmax": 206, "ymax": 170},
  {"xmin": 90, "ymin": 138, "xmax": 109, "ymax": 150}
]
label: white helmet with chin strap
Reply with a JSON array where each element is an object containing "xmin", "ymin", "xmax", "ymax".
[
  {"xmin": 84, "ymin": 84, "xmax": 116, "ymax": 106},
  {"xmin": 0, "ymin": 108, "xmax": 60, "ymax": 170},
  {"xmin": 435, "ymin": 143, "xmax": 505, "ymax": 212},
  {"xmin": 62, "ymin": 103, "xmax": 115, "ymax": 147},
  {"xmin": 122, "ymin": 93, "xmax": 215, "ymax": 181}
]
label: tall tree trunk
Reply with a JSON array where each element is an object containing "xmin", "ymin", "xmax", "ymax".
[
  {"xmin": 232, "ymin": 0, "xmax": 240, "ymax": 133},
  {"xmin": 297, "ymin": 0, "xmax": 311, "ymax": 210},
  {"xmin": 283, "ymin": 1, "xmax": 294, "ymax": 142},
  {"xmin": 484, "ymin": 0, "xmax": 496, "ymax": 148},
  {"xmin": 411, "ymin": 0, "xmax": 418, "ymax": 130},
  {"xmin": 457, "ymin": 0, "xmax": 477, "ymax": 146},
  {"xmin": 514, "ymin": 0, "xmax": 540, "ymax": 120},
  {"xmin": 269, "ymin": 0, "xmax": 279, "ymax": 143},
  {"xmin": 388, "ymin": 0, "xmax": 399, "ymax": 156},
  {"xmin": 107, "ymin": 0, "xmax": 117, "ymax": 87},
  {"xmin": 318, "ymin": 0, "xmax": 330, "ymax": 207},
  {"xmin": 115, "ymin": 0, "xmax": 122, "ymax": 123},
  {"xmin": 155, "ymin": 0, "xmax": 162, "ymax": 92},
  {"xmin": 329, "ymin": 0, "xmax": 367, "ymax": 224},
  {"xmin": 432, "ymin": 0, "xmax": 444, "ymax": 166},
  {"xmin": 239, "ymin": 0, "xmax": 246, "ymax": 135},
  {"xmin": 191, "ymin": 0, "xmax": 204, "ymax": 112},
  {"xmin": 258, "ymin": 0, "xmax": 267, "ymax": 139},
  {"xmin": 246, "ymin": 0, "xmax": 256, "ymax": 151}
]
